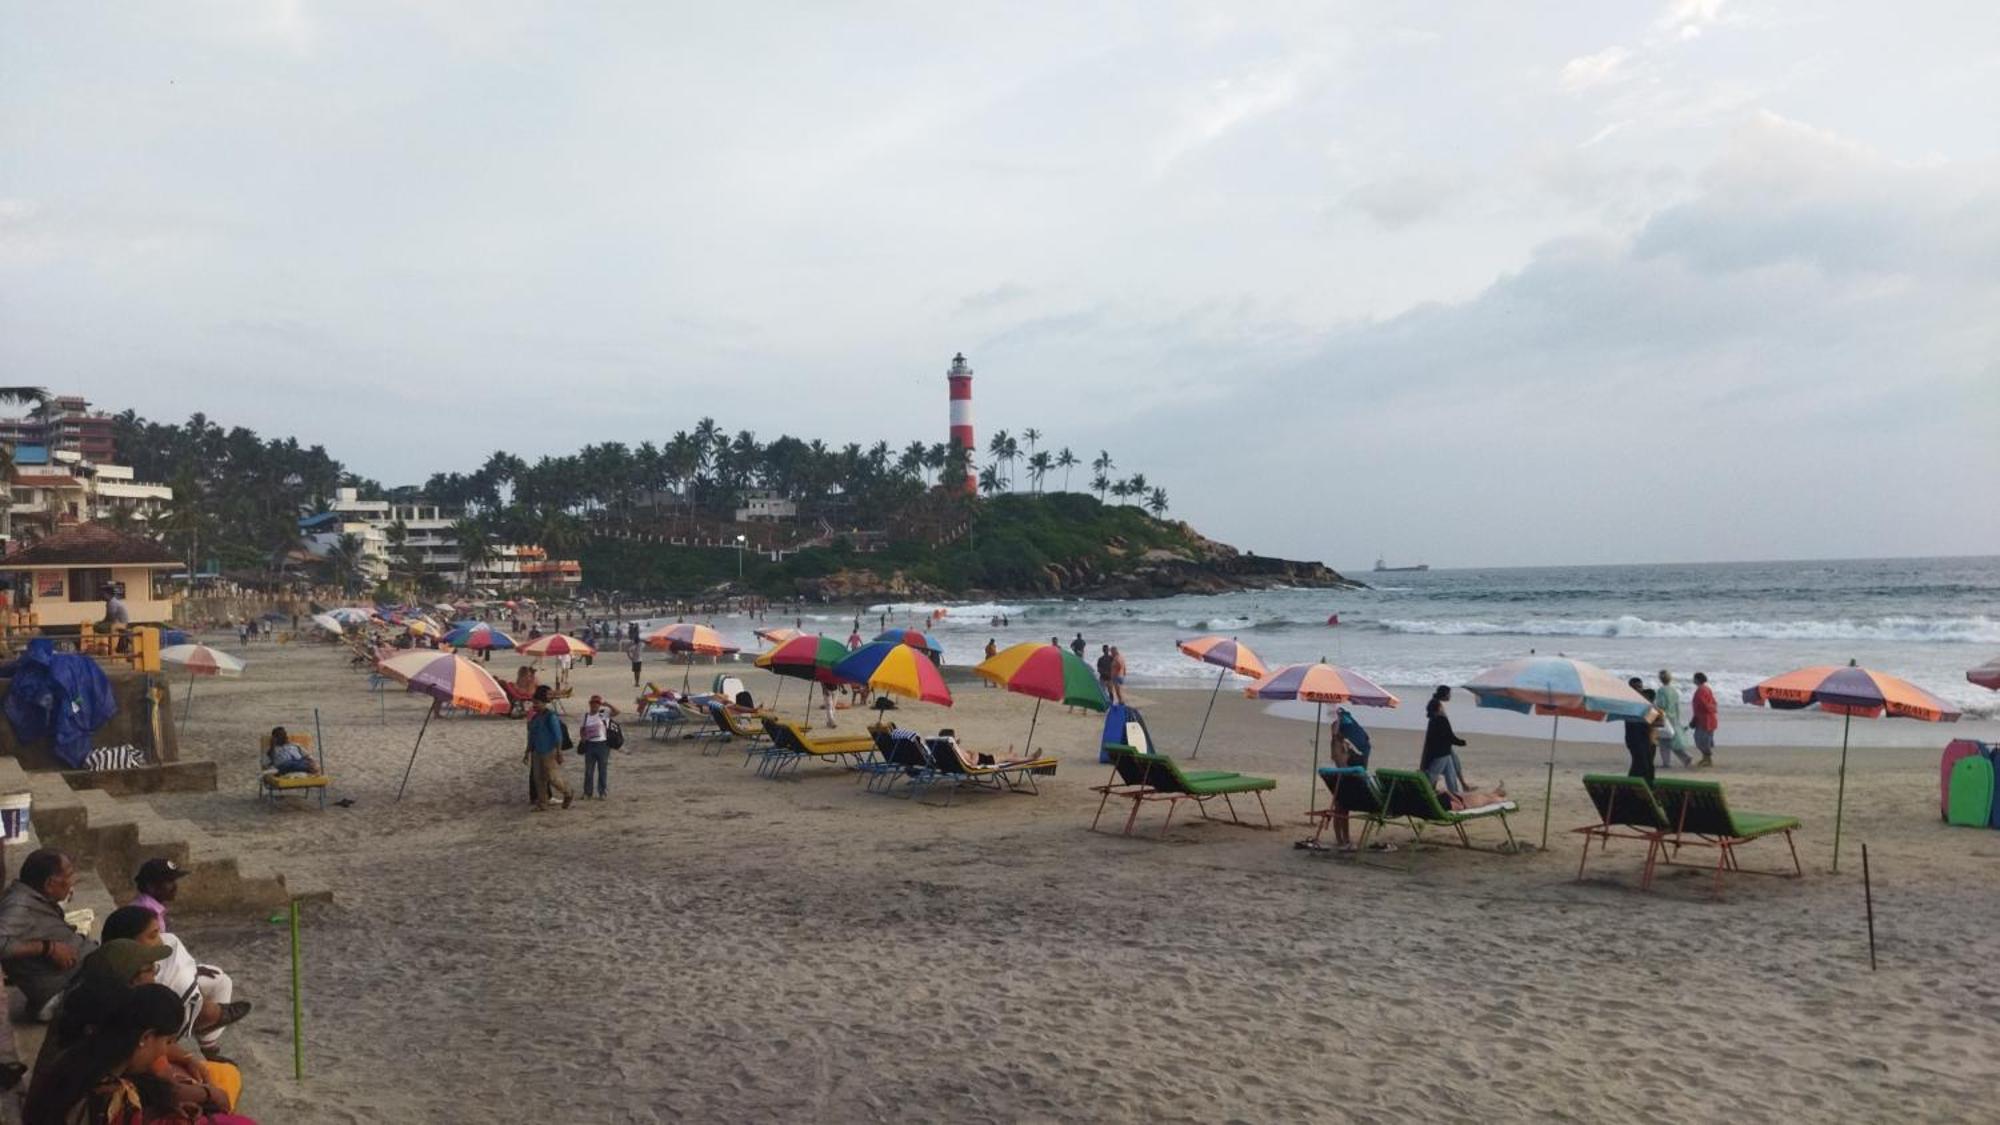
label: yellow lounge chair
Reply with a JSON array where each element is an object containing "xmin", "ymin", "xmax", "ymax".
[{"xmin": 259, "ymin": 732, "xmax": 331, "ymax": 808}]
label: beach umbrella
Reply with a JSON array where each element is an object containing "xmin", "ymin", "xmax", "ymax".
[
  {"xmin": 327, "ymin": 607, "xmax": 376, "ymax": 627},
  {"xmin": 159, "ymin": 644, "xmax": 245, "ymax": 732},
  {"xmin": 518, "ymin": 633, "xmax": 597, "ymax": 659},
  {"xmin": 974, "ymin": 642, "xmax": 1107, "ymax": 757},
  {"xmin": 1463, "ymin": 655, "xmax": 1653, "ymax": 849},
  {"xmin": 377, "ymin": 651, "xmax": 509, "ymax": 801},
  {"xmin": 755, "ymin": 633, "xmax": 849, "ymax": 716},
  {"xmin": 1742, "ymin": 660, "xmax": 1961, "ymax": 872},
  {"xmin": 754, "ymin": 626, "xmax": 801, "ymax": 646},
  {"xmin": 1176, "ymin": 635, "xmax": 1268, "ymax": 759},
  {"xmin": 1969, "ymin": 657, "xmax": 2000, "ymax": 691},
  {"xmin": 442, "ymin": 622, "xmax": 517, "ymax": 651},
  {"xmin": 648, "ymin": 623, "xmax": 740, "ymax": 689},
  {"xmin": 309, "ymin": 613, "xmax": 345, "ymax": 635},
  {"xmin": 832, "ymin": 641, "xmax": 953, "ymax": 707},
  {"xmin": 872, "ymin": 629, "xmax": 943, "ymax": 659},
  {"xmin": 1243, "ymin": 662, "xmax": 1399, "ymax": 815}
]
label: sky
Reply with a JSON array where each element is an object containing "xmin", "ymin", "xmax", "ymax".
[{"xmin": 3, "ymin": 1, "xmax": 1997, "ymax": 570}]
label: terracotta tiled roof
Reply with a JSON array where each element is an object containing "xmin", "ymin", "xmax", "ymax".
[{"xmin": 2, "ymin": 522, "xmax": 179, "ymax": 567}]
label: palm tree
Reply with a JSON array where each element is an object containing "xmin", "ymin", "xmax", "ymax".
[
  {"xmin": 1091, "ymin": 451, "xmax": 1114, "ymax": 500},
  {"xmin": 328, "ymin": 532, "xmax": 365, "ymax": 594},
  {"xmin": 986, "ymin": 430, "xmax": 1011, "ymax": 487},
  {"xmin": 1090, "ymin": 472, "xmax": 1110, "ymax": 500},
  {"xmin": 977, "ymin": 463, "xmax": 1002, "ymax": 496},
  {"xmin": 1027, "ymin": 451, "xmax": 1053, "ymax": 495},
  {"xmin": 1110, "ymin": 478, "xmax": 1134, "ymax": 503},
  {"xmin": 1147, "ymin": 487, "xmax": 1169, "ymax": 517},
  {"xmin": 1127, "ymin": 472, "xmax": 1148, "ymax": 498},
  {"xmin": 384, "ymin": 519, "xmax": 416, "ymax": 593},
  {"xmin": 452, "ymin": 518, "xmax": 492, "ymax": 592},
  {"xmin": 1055, "ymin": 448, "xmax": 1078, "ymax": 492},
  {"xmin": 1000, "ymin": 434, "xmax": 1020, "ymax": 490},
  {"xmin": 1022, "ymin": 428, "xmax": 1041, "ymax": 465},
  {"xmin": 0, "ymin": 388, "xmax": 46, "ymax": 544}
]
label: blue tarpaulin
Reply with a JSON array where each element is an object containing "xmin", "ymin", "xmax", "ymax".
[{"xmin": 4, "ymin": 639, "xmax": 119, "ymax": 768}]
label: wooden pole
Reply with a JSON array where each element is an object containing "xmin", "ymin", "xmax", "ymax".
[
  {"xmin": 289, "ymin": 897, "xmax": 304, "ymax": 1080},
  {"xmin": 1862, "ymin": 842, "xmax": 1878, "ymax": 971}
]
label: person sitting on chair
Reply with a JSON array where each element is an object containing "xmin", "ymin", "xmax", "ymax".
[{"xmin": 264, "ymin": 728, "xmax": 317, "ymax": 776}]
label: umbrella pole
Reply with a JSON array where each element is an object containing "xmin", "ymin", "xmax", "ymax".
[
  {"xmin": 1191, "ymin": 670, "xmax": 1225, "ymax": 759},
  {"xmin": 1308, "ymin": 702, "xmax": 1322, "ymax": 816},
  {"xmin": 1025, "ymin": 698, "xmax": 1043, "ymax": 757},
  {"xmin": 1832, "ymin": 711, "xmax": 1852, "ymax": 874},
  {"xmin": 180, "ymin": 677, "xmax": 194, "ymax": 737},
  {"xmin": 395, "ymin": 701, "xmax": 436, "ymax": 803},
  {"xmin": 1539, "ymin": 714, "xmax": 1560, "ymax": 851}
]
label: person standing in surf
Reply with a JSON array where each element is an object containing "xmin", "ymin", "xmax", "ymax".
[
  {"xmin": 1689, "ymin": 671, "xmax": 1719, "ymax": 768},
  {"xmin": 1655, "ymin": 669, "xmax": 1694, "ymax": 769}
]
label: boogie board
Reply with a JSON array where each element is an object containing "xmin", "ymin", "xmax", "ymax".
[
  {"xmin": 1942, "ymin": 740, "xmax": 1984, "ymax": 821},
  {"xmin": 1947, "ymin": 755, "xmax": 1995, "ymax": 828}
]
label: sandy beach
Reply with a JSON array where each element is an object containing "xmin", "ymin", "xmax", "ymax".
[{"xmin": 146, "ymin": 637, "xmax": 2000, "ymax": 1123}]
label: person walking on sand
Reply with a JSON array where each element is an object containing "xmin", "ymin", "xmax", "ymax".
[
  {"xmin": 1108, "ymin": 647, "xmax": 1128, "ymax": 704},
  {"xmin": 1655, "ymin": 669, "xmax": 1694, "ymax": 769},
  {"xmin": 1095, "ymin": 645, "xmax": 1114, "ymax": 701},
  {"xmin": 1623, "ymin": 678, "xmax": 1656, "ymax": 783},
  {"xmin": 525, "ymin": 687, "xmax": 573, "ymax": 811},
  {"xmin": 623, "ymin": 635, "xmax": 644, "ymax": 688},
  {"xmin": 1689, "ymin": 671, "xmax": 1719, "ymax": 767},
  {"xmin": 1420, "ymin": 686, "xmax": 1470, "ymax": 795},
  {"xmin": 578, "ymin": 695, "xmax": 618, "ymax": 800},
  {"xmin": 1070, "ymin": 633, "xmax": 1085, "ymax": 659}
]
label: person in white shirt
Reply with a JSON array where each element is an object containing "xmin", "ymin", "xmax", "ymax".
[{"xmin": 578, "ymin": 695, "xmax": 620, "ymax": 800}]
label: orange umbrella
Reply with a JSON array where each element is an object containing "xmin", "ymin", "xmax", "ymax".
[
  {"xmin": 1175, "ymin": 636, "xmax": 1267, "ymax": 759},
  {"xmin": 1743, "ymin": 660, "xmax": 1961, "ymax": 871},
  {"xmin": 519, "ymin": 633, "xmax": 596, "ymax": 659}
]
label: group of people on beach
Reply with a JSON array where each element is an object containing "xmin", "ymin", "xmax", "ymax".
[{"xmin": 0, "ymin": 850, "xmax": 256, "ymax": 1123}]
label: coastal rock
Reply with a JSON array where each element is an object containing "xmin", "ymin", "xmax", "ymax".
[{"xmin": 796, "ymin": 568, "xmax": 946, "ymax": 605}]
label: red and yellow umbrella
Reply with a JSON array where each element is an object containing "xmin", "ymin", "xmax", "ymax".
[
  {"xmin": 832, "ymin": 642, "xmax": 952, "ymax": 706},
  {"xmin": 518, "ymin": 633, "xmax": 596, "ymax": 659},
  {"xmin": 974, "ymin": 642, "xmax": 1107, "ymax": 757},
  {"xmin": 754, "ymin": 634, "xmax": 848, "ymax": 686},
  {"xmin": 376, "ymin": 651, "xmax": 511, "ymax": 801},
  {"xmin": 1176, "ymin": 635, "xmax": 1268, "ymax": 758},
  {"xmin": 1743, "ymin": 660, "xmax": 1961, "ymax": 871},
  {"xmin": 755, "ymin": 626, "xmax": 802, "ymax": 646}
]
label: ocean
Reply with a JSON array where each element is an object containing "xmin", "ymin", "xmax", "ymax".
[{"xmin": 825, "ymin": 555, "xmax": 2000, "ymax": 746}]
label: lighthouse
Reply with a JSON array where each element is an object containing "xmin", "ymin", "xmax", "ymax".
[{"xmin": 946, "ymin": 352, "xmax": 976, "ymax": 494}]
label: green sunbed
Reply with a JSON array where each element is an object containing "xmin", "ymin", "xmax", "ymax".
[
  {"xmin": 1090, "ymin": 745, "xmax": 1275, "ymax": 837},
  {"xmin": 1650, "ymin": 777, "xmax": 1802, "ymax": 898},
  {"xmin": 1373, "ymin": 768, "xmax": 1519, "ymax": 852},
  {"xmin": 1574, "ymin": 774, "xmax": 1673, "ymax": 887}
]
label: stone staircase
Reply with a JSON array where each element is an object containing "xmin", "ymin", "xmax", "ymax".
[{"xmin": 0, "ymin": 758, "xmax": 329, "ymax": 917}]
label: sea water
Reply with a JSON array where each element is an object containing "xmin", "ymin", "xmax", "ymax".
[{"xmin": 844, "ymin": 555, "xmax": 2000, "ymax": 746}]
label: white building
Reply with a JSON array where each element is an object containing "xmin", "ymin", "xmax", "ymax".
[
  {"xmin": 302, "ymin": 487, "xmax": 579, "ymax": 591},
  {"xmin": 6, "ymin": 447, "xmax": 173, "ymax": 546},
  {"xmin": 734, "ymin": 489, "xmax": 797, "ymax": 522}
]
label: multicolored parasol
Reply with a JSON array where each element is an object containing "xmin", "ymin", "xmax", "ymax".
[
  {"xmin": 442, "ymin": 622, "xmax": 516, "ymax": 651},
  {"xmin": 974, "ymin": 642, "xmax": 1108, "ymax": 756},
  {"xmin": 1176, "ymin": 635, "xmax": 1268, "ymax": 758},
  {"xmin": 377, "ymin": 651, "xmax": 510, "ymax": 801},
  {"xmin": 518, "ymin": 633, "xmax": 596, "ymax": 659},
  {"xmin": 1244, "ymin": 662, "xmax": 1400, "ymax": 813},
  {"xmin": 1463, "ymin": 655, "xmax": 1652, "ymax": 848},
  {"xmin": 1743, "ymin": 660, "xmax": 1961, "ymax": 870},
  {"xmin": 871, "ymin": 629, "xmax": 943, "ymax": 658},
  {"xmin": 161, "ymin": 644, "xmax": 246, "ymax": 731},
  {"xmin": 1971, "ymin": 657, "xmax": 2000, "ymax": 692},
  {"xmin": 832, "ymin": 642, "xmax": 952, "ymax": 707},
  {"xmin": 644, "ymin": 623, "xmax": 738, "ymax": 655}
]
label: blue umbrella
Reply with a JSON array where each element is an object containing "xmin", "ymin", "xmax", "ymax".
[{"xmin": 1463, "ymin": 656, "xmax": 1654, "ymax": 849}]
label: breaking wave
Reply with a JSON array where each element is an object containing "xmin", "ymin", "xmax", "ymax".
[{"xmin": 1375, "ymin": 615, "xmax": 2000, "ymax": 645}]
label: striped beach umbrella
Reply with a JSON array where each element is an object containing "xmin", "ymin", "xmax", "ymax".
[
  {"xmin": 327, "ymin": 607, "xmax": 377, "ymax": 627},
  {"xmin": 833, "ymin": 641, "xmax": 953, "ymax": 707},
  {"xmin": 1463, "ymin": 655, "xmax": 1652, "ymax": 848},
  {"xmin": 1971, "ymin": 657, "xmax": 2000, "ymax": 692},
  {"xmin": 443, "ymin": 622, "xmax": 516, "ymax": 651},
  {"xmin": 1743, "ymin": 660, "xmax": 1961, "ymax": 871},
  {"xmin": 1177, "ymin": 636, "xmax": 1268, "ymax": 759},
  {"xmin": 754, "ymin": 626, "xmax": 802, "ymax": 646},
  {"xmin": 161, "ymin": 644, "xmax": 246, "ymax": 731},
  {"xmin": 519, "ymin": 633, "xmax": 596, "ymax": 659},
  {"xmin": 974, "ymin": 642, "xmax": 1107, "ymax": 757},
  {"xmin": 377, "ymin": 651, "xmax": 510, "ymax": 801},
  {"xmin": 309, "ymin": 613, "xmax": 345, "ymax": 635},
  {"xmin": 1245, "ymin": 662, "xmax": 1400, "ymax": 814},
  {"xmin": 872, "ymin": 629, "xmax": 943, "ymax": 658},
  {"xmin": 755, "ymin": 633, "xmax": 849, "ymax": 715},
  {"xmin": 645, "ymin": 623, "xmax": 738, "ymax": 655}
]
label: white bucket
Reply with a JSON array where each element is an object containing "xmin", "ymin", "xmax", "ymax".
[{"xmin": 0, "ymin": 793, "xmax": 29, "ymax": 844}]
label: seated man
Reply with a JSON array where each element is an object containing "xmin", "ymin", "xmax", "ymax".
[
  {"xmin": 265, "ymin": 726, "xmax": 318, "ymax": 776},
  {"xmin": 102, "ymin": 904, "xmax": 251, "ymax": 1063},
  {"xmin": 0, "ymin": 849, "xmax": 97, "ymax": 1021}
]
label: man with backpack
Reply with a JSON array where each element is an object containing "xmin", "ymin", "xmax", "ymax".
[{"xmin": 525, "ymin": 686, "xmax": 574, "ymax": 811}]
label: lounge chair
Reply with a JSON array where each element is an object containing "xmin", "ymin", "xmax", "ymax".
[
  {"xmin": 1089, "ymin": 745, "xmax": 1274, "ymax": 837},
  {"xmin": 707, "ymin": 700, "xmax": 772, "ymax": 746},
  {"xmin": 757, "ymin": 718, "xmax": 880, "ymax": 779},
  {"xmin": 920, "ymin": 739, "xmax": 1057, "ymax": 805},
  {"xmin": 496, "ymin": 679, "xmax": 534, "ymax": 719},
  {"xmin": 1372, "ymin": 768, "xmax": 1519, "ymax": 852},
  {"xmin": 1650, "ymin": 777, "xmax": 1802, "ymax": 897},
  {"xmin": 1305, "ymin": 766, "xmax": 1390, "ymax": 849},
  {"xmin": 258, "ymin": 732, "xmax": 330, "ymax": 809},
  {"xmin": 1574, "ymin": 774, "xmax": 1673, "ymax": 887},
  {"xmin": 644, "ymin": 701, "xmax": 688, "ymax": 740}
]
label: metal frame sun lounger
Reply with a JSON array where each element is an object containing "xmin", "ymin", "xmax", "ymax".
[
  {"xmin": 920, "ymin": 739, "xmax": 1057, "ymax": 806},
  {"xmin": 1304, "ymin": 766, "xmax": 1390, "ymax": 849},
  {"xmin": 1089, "ymin": 744, "xmax": 1274, "ymax": 837},
  {"xmin": 756, "ymin": 718, "xmax": 880, "ymax": 779},
  {"xmin": 1649, "ymin": 776, "xmax": 1802, "ymax": 898},
  {"xmin": 1574, "ymin": 774, "xmax": 1674, "ymax": 887},
  {"xmin": 1372, "ymin": 768, "xmax": 1520, "ymax": 852}
]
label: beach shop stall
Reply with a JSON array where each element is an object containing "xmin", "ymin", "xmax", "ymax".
[{"xmin": 0, "ymin": 523, "xmax": 180, "ymax": 629}]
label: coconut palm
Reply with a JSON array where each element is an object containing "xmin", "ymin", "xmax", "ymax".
[
  {"xmin": 1147, "ymin": 487, "xmax": 1169, "ymax": 517},
  {"xmin": 1055, "ymin": 448, "xmax": 1078, "ymax": 492},
  {"xmin": 978, "ymin": 463, "xmax": 1002, "ymax": 496},
  {"xmin": 1027, "ymin": 450, "xmax": 1053, "ymax": 495}
]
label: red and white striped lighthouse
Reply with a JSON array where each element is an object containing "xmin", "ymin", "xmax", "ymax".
[{"xmin": 947, "ymin": 352, "xmax": 976, "ymax": 494}]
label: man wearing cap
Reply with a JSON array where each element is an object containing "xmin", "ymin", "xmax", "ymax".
[
  {"xmin": 0, "ymin": 849, "xmax": 97, "ymax": 1021},
  {"xmin": 103, "ymin": 903, "xmax": 250, "ymax": 1064},
  {"xmin": 578, "ymin": 694, "xmax": 620, "ymax": 800},
  {"xmin": 131, "ymin": 859, "xmax": 248, "ymax": 1061}
]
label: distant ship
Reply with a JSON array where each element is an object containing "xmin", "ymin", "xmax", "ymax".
[{"xmin": 1373, "ymin": 557, "xmax": 1429, "ymax": 573}]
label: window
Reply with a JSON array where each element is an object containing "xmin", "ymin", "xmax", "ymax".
[{"xmin": 68, "ymin": 568, "xmax": 113, "ymax": 602}]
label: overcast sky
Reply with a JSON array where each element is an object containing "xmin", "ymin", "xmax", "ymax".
[{"xmin": 4, "ymin": 2, "xmax": 1997, "ymax": 569}]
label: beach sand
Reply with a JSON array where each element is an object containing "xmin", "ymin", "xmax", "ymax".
[{"xmin": 148, "ymin": 639, "xmax": 1999, "ymax": 1123}]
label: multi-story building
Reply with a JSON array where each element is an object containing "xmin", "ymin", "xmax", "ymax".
[
  {"xmin": 301, "ymin": 488, "xmax": 580, "ymax": 591},
  {"xmin": 5, "ymin": 447, "xmax": 173, "ymax": 547},
  {"xmin": 0, "ymin": 395, "xmax": 119, "ymax": 462}
]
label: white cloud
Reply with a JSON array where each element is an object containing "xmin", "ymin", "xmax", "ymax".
[{"xmin": 1561, "ymin": 46, "xmax": 1633, "ymax": 92}]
